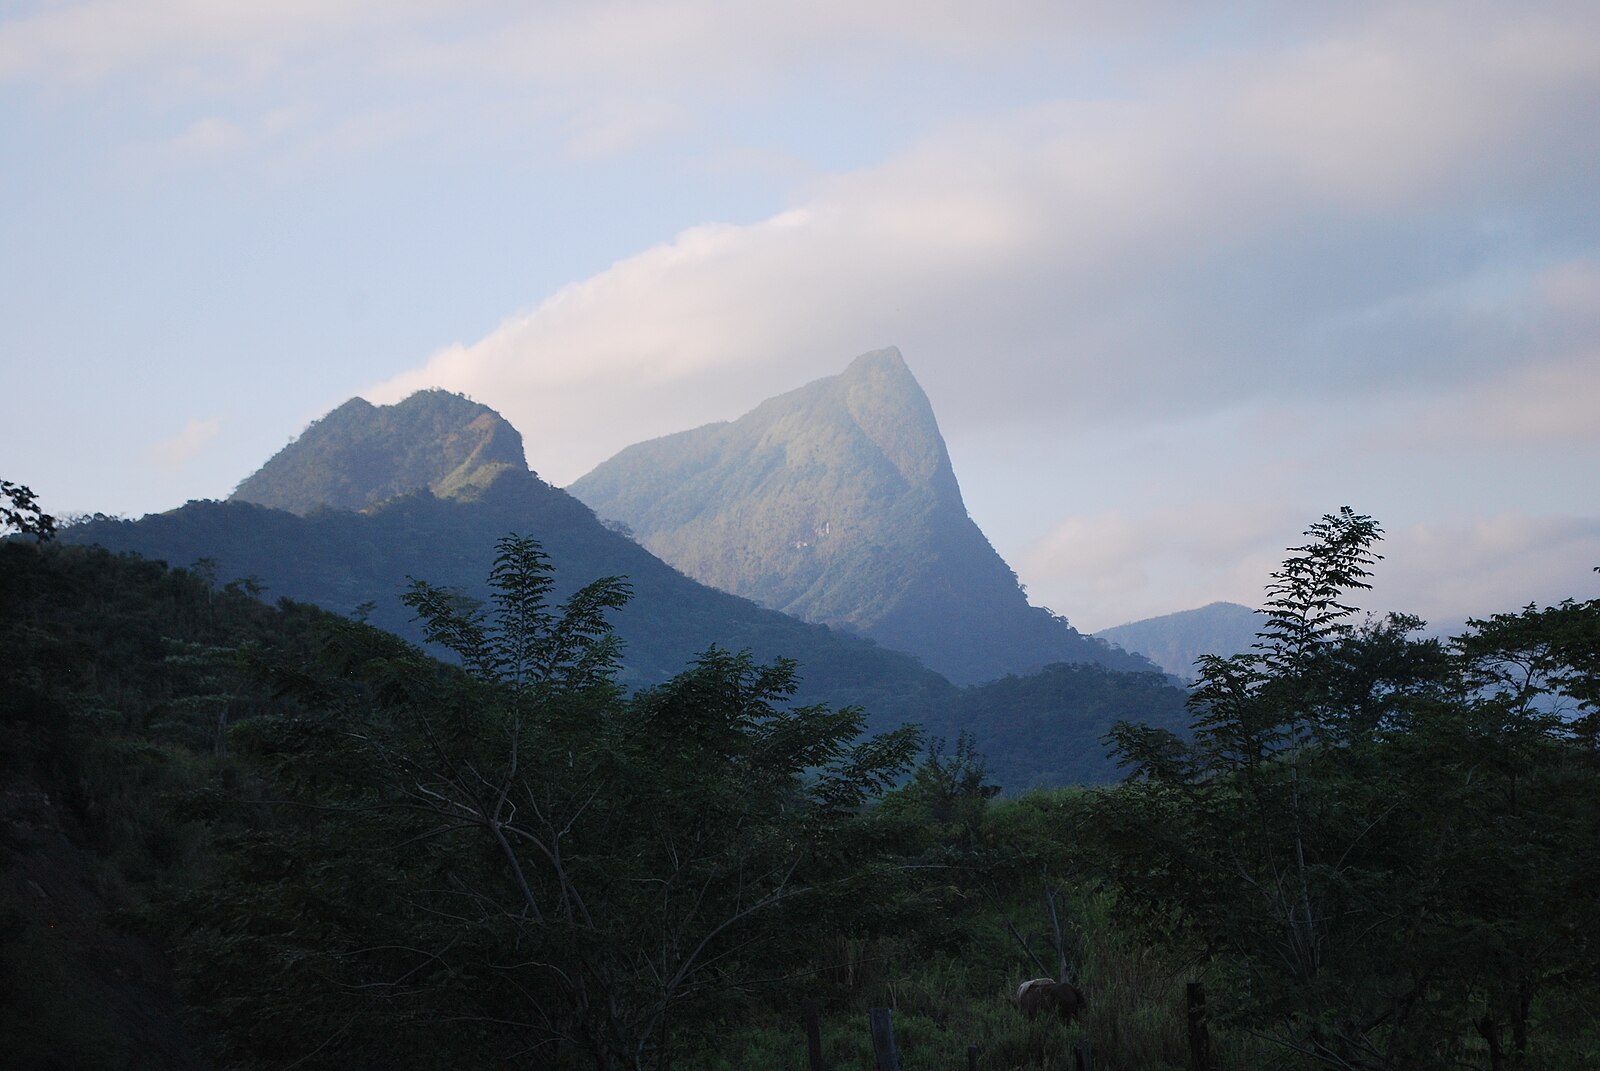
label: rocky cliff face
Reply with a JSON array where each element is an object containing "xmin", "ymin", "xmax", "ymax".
[
  {"xmin": 571, "ymin": 348, "xmax": 1154, "ymax": 684},
  {"xmin": 231, "ymin": 389, "xmax": 527, "ymax": 514}
]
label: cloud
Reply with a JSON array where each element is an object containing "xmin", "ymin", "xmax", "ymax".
[
  {"xmin": 379, "ymin": 1, "xmax": 1185, "ymax": 93},
  {"xmin": 367, "ymin": 2, "xmax": 1600, "ymax": 487},
  {"xmin": 1410, "ymin": 353, "xmax": 1600, "ymax": 449},
  {"xmin": 1015, "ymin": 501, "xmax": 1304, "ymax": 632},
  {"xmin": 170, "ymin": 116, "xmax": 245, "ymax": 154},
  {"xmin": 0, "ymin": 2, "xmax": 1212, "ymax": 178},
  {"xmin": 1227, "ymin": 3, "xmax": 1600, "ymax": 206},
  {"xmin": 0, "ymin": 0, "xmax": 1182, "ymax": 93},
  {"xmin": 0, "ymin": 0, "xmax": 381, "ymax": 85},
  {"xmin": 1377, "ymin": 515, "xmax": 1600, "ymax": 629},
  {"xmin": 1020, "ymin": 504, "xmax": 1600, "ymax": 635},
  {"xmin": 148, "ymin": 417, "xmax": 221, "ymax": 467},
  {"xmin": 1340, "ymin": 261, "xmax": 1600, "ymax": 451}
]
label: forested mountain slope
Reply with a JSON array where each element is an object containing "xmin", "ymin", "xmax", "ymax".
[
  {"xmin": 0, "ymin": 539, "xmax": 338, "ymax": 1070},
  {"xmin": 231, "ymin": 389, "xmax": 526, "ymax": 514},
  {"xmin": 14, "ymin": 514, "xmax": 1600, "ymax": 1070},
  {"xmin": 63, "ymin": 471, "xmax": 1188, "ymax": 788},
  {"xmin": 64, "ymin": 468, "xmax": 954, "ymax": 739},
  {"xmin": 571, "ymin": 348, "xmax": 1153, "ymax": 684}
]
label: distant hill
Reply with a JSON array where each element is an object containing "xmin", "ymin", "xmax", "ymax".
[
  {"xmin": 570, "ymin": 348, "xmax": 1154, "ymax": 684},
  {"xmin": 232, "ymin": 389, "xmax": 526, "ymax": 513},
  {"xmin": 1095, "ymin": 602, "xmax": 1260, "ymax": 680},
  {"xmin": 949, "ymin": 663, "xmax": 1191, "ymax": 791}
]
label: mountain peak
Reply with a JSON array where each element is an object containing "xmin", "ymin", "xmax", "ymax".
[
  {"xmin": 570, "ymin": 349, "xmax": 1153, "ymax": 683},
  {"xmin": 841, "ymin": 345, "xmax": 908, "ymax": 376},
  {"xmin": 231, "ymin": 389, "xmax": 527, "ymax": 515},
  {"xmin": 737, "ymin": 344, "xmax": 953, "ymax": 502}
]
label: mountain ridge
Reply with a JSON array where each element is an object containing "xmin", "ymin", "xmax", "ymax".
[
  {"xmin": 1095, "ymin": 601, "xmax": 1260, "ymax": 680},
  {"xmin": 68, "ymin": 465, "xmax": 957, "ymax": 737},
  {"xmin": 60, "ymin": 378, "xmax": 1188, "ymax": 786}
]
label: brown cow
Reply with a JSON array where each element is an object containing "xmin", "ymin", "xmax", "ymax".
[{"xmin": 1017, "ymin": 977, "xmax": 1087, "ymax": 1023}]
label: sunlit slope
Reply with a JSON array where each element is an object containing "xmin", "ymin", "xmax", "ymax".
[
  {"xmin": 232, "ymin": 389, "xmax": 527, "ymax": 514},
  {"xmin": 571, "ymin": 348, "xmax": 1153, "ymax": 684}
]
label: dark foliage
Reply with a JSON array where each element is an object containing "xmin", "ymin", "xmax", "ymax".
[
  {"xmin": 168, "ymin": 535, "xmax": 921, "ymax": 1070},
  {"xmin": 2, "ymin": 478, "xmax": 56, "ymax": 541},
  {"xmin": 9, "ymin": 503, "xmax": 1600, "ymax": 1070},
  {"xmin": 0, "ymin": 540, "xmax": 338, "ymax": 1069},
  {"xmin": 1097, "ymin": 509, "xmax": 1600, "ymax": 1070}
]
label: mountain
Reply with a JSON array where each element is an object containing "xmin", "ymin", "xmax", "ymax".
[
  {"xmin": 1095, "ymin": 601, "xmax": 1260, "ymax": 680},
  {"xmin": 232, "ymin": 389, "xmax": 526, "ymax": 513},
  {"xmin": 569, "ymin": 348, "xmax": 1153, "ymax": 684},
  {"xmin": 61, "ymin": 387, "xmax": 1190, "ymax": 787},
  {"xmin": 65, "ymin": 467, "xmax": 953, "ymax": 739}
]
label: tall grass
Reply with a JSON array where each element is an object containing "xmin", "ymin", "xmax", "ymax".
[{"xmin": 701, "ymin": 887, "xmax": 1205, "ymax": 1070}]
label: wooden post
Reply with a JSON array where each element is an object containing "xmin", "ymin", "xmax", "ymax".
[
  {"xmin": 967, "ymin": 1043, "xmax": 980, "ymax": 1071},
  {"xmin": 868, "ymin": 1007, "xmax": 899, "ymax": 1071},
  {"xmin": 803, "ymin": 1002, "xmax": 825, "ymax": 1071},
  {"xmin": 1073, "ymin": 1038, "xmax": 1094, "ymax": 1071},
  {"xmin": 1186, "ymin": 982, "xmax": 1215, "ymax": 1071}
]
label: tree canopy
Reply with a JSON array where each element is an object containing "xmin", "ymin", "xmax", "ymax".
[
  {"xmin": 1098, "ymin": 510, "xmax": 1600, "ymax": 1070},
  {"xmin": 1, "ymin": 478, "xmax": 55, "ymax": 541},
  {"xmin": 175, "ymin": 534, "xmax": 921, "ymax": 1070}
]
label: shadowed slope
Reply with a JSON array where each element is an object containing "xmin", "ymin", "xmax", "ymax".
[{"xmin": 67, "ymin": 467, "xmax": 955, "ymax": 738}]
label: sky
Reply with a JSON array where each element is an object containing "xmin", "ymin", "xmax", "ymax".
[{"xmin": 4, "ymin": 0, "xmax": 1598, "ymax": 633}]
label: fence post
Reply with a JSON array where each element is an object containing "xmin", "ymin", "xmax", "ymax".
[
  {"xmin": 868, "ymin": 1007, "xmax": 899, "ymax": 1071},
  {"xmin": 1187, "ymin": 982, "xmax": 1215, "ymax": 1071},
  {"xmin": 803, "ymin": 1001, "xmax": 825, "ymax": 1071},
  {"xmin": 967, "ymin": 1043, "xmax": 979, "ymax": 1071},
  {"xmin": 1073, "ymin": 1038, "xmax": 1094, "ymax": 1071}
]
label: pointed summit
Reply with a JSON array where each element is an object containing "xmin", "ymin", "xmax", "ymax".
[
  {"xmin": 570, "ymin": 349, "xmax": 1150, "ymax": 683},
  {"xmin": 231, "ymin": 389, "xmax": 527, "ymax": 515},
  {"xmin": 830, "ymin": 346, "xmax": 959, "ymax": 495}
]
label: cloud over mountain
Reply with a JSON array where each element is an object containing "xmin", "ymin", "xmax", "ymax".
[{"xmin": 6, "ymin": 1, "xmax": 1597, "ymax": 632}]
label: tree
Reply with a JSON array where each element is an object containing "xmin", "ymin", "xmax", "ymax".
[
  {"xmin": 187, "ymin": 534, "xmax": 919, "ymax": 1070},
  {"xmin": 1097, "ymin": 510, "xmax": 1600, "ymax": 1070},
  {"xmin": 1, "ymin": 479, "xmax": 55, "ymax": 541}
]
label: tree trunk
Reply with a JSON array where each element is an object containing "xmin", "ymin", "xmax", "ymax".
[{"xmin": 1475, "ymin": 1015, "xmax": 1506, "ymax": 1071}]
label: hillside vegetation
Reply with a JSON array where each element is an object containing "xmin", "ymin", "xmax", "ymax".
[
  {"xmin": 6, "ymin": 509, "xmax": 1598, "ymax": 1071},
  {"xmin": 232, "ymin": 389, "xmax": 527, "ymax": 513}
]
